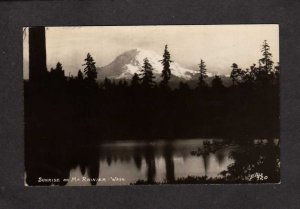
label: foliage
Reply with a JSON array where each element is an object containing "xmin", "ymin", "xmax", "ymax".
[
  {"xmin": 230, "ymin": 63, "xmax": 243, "ymax": 86},
  {"xmin": 83, "ymin": 53, "xmax": 97, "ymax": 82},
  {"xmin": 211, "ymin": 75, "xmax": 224, "ymax": 89},
  {"xmin": 160, "ymin": 45, "xmax": 173, "ymax": 87},
  {"xmin": 131, "ymin": 73, "xmax": 140, "ymax": 88},
  {"xmin": 77, "ymin": 70, "xmax": 84, "ymax": 81},
  {"xmin": 198, "ymin": 59, "xmax": 208, "ymax": 88},
  {"xmin": 139, "ymin": 58, "xmax": 156, "ymax": 88}
]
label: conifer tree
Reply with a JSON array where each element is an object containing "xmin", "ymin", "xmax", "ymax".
[
  {"xmin": 198, "ymin": 59, "xmax": 208, "ymax": 88},
  {"xmin": 118, "ymin": 79, "xmax": 128, "ymax": 88},
  {"xmin": 259, "ymin": 40, "xmax": 274, "ymax": 73},
  {"xmin": 212, "ymin": 75, "xmax": 224, "ymax": 89},
  {"xmin": 131, "ymin": 73, "xmax": 140, "ymax": 88},
  {"xmin": 241, "ymin": 65, "xmax": 256, "ymax": 85},
  {"xmin": 160, "ymin": 45, "xmax": 173, "ymax": 87},
  {"xmin": 257, "ymin": 40, "xmax": 274, "ymax": 84},
  {"xmin": 103, "ymin": 77, "xmax": 112, "ymax": 90},
  {"xmin": 55, "ymin": 62, "xmax": 63, "ymax": 71},
  {"xmin": 140, "ymin": 58, "xmax": 156, "ymax": 88},
  {"xmin": 230, "ymin": 63, "xmax": 242, "ymax": 86},
  {"xmin": 49, "ymin": 62, "xmax": 65, "ymax": 82},
  {"xmin": 77, "ymin": 70, "xmax": 84, "ymax": 81},
  {"xmin": 83, "ymin": 53, "xmax": 97, "ymax": 82}
]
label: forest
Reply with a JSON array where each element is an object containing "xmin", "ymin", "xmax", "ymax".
[{"xmin": 25, "ymin": 41, "xmax": 279, "ymax": 142}]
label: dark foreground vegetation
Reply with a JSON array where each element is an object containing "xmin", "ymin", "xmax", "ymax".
[{"xmin": 25, "ymin": 41, "xmax": 279, "ymax": 141}]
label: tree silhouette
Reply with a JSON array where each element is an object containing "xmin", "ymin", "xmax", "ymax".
[
  {"xmin": 211, "ymin": 75, "xmax": 224, "ymax": 89},
  {"xmin": 49, "ymin": 62, "xmax": 66, "ymax": 88},
  {"xmin": 178, "ymin": 81, "xmax": 190, "ymax": 92},
  {"xmin": 230, "ymin": 63, "xmax": 242, "ymax": 86},
  {"xmin": 77, "ymin": 70, "xmax": 84, "ymax": 81},
  {"xmin": 241, "ymin": 66, "xmax": 255, "ymax": 86},
  {"xmin": 29, "ymin": 27, "xmax": 47, "ymax": 82},
  {"xmin": 83, "ymin": 53, "xmax": 97, "ymax": 82},
  {"xmin": 198, "ymin": 59, "xmax": 208, "ymax": 88},
  {"xmin": 103, "ymin": 77, "xmax": 112, "ymax": 90},
  {"xmin": 50, "ymin": 62, "xmax": 65, "ymax": 76},
  {"xmin": 259, "ymin": 40, "xmax": 274, "ymax": 73},
  {"xmin": 160, "ymin": 45, "xmax": 173, "ymax": 87},
  {"xmin": 118, "ymin": 79, "xmax": 128, "ymax": 88},
  {"xmin": 163, "ymin": 144, "xmax": 175, "ymax": 182},
  {"xmin": 256, "ymin": 40, "xmax": 274, "ymax": 85},
  {"xmin": 131, "ymin": 73, "xmax": 140, "ymax": 88},
  {"xmin": 140, "ymin": 58, "xmax": 156, "ymax": 88}
]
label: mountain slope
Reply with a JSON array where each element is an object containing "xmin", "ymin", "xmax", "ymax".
[{"xmin": 97, "ymin": 48, "xmax": 198, "ymax": 80}]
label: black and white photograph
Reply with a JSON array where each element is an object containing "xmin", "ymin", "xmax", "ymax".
[{"xmin": 23, "ymin": 25, "xmax": 280, "ymax": 186}]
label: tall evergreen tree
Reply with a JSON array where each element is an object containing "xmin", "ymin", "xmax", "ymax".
[
  {"xmin": 198, "ymin": 59, "xmax": 208, "ymax": 88},
  {"xmin": 259, "ymin": 40, "xmax": 274, "ymax": 73},
  {"xmin": 160, "ymin": 45, "xmax": 173, "ymax": 87},
  {"xmin": 255, "ymin": 40, "xmax": 274, "ymax": 85},
  {"xmin": 140, "ymin": 58, "xmax": 156, "ymax": 88},
  {"xmin": 230, "ymin": 63, "xmax": 242, "ymax": 86},
  {"xmin": 83, "ymin": 53, "xmax": 97, "ymax": 82}
]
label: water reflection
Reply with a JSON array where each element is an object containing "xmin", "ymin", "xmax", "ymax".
[
  {"xmin": 163, "ymin": 143, "xmax": 175, "ymax": 182},
  {"xmin": 25, "ymin": 138, "xmax": 279, "ymax": 186}
]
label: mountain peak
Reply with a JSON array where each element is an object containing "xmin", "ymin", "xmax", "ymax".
[{"xmin": 97, "ymin": 48, "xmax": 197, "ymax": 80}]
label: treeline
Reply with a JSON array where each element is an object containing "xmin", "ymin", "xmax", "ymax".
[
  {"xmin": 29, "ymin": 41, "xmax": 279, "ymax": 93},
  {"xmin": 25, "ymin": 40, "xmax": 279, "ymax": 142}
]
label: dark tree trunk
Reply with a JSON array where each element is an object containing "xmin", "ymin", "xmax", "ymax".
[{"xmin": 29, "ymin": 27, "xmax": 47, "ymax": 82}]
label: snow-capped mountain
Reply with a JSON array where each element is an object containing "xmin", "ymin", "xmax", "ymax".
[{"xmin": 97, "ymin": 48, "xmax": 198, "ymax": 80}]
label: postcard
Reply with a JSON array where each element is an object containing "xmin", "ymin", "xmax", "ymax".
[{"xmin": 23, "ymin": 25, "xmax": 279, "ymax": 186}]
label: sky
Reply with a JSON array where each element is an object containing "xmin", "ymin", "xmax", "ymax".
[{"xmin": 23, "ymin": 25, "xmax": 279, "ymax": 79}]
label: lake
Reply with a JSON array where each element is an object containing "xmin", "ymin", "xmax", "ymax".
[
  {"xmin": 25, "ymin": 138, "xmax": 279, "ymax": 186},
  {"xmin": 66, "ymin": 139, "xmax": 235, "ymax": 185}
]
